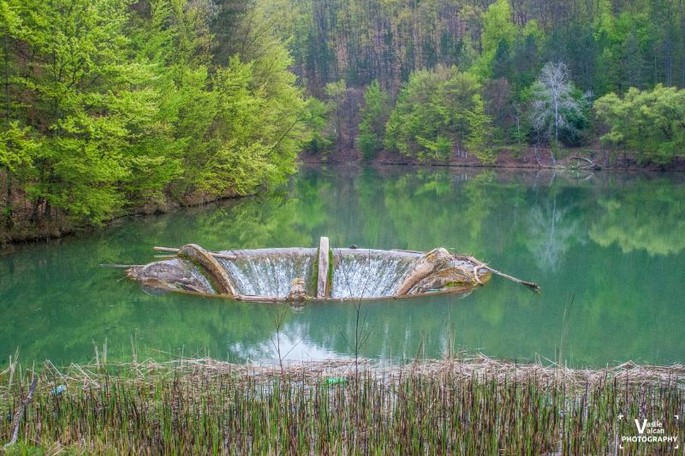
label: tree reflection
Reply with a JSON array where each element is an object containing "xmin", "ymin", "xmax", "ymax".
[
  {"xmin": 589, "ymin": 180, "xmax": 685, "ymax": 256},
  {"xmin": 525, "ymin": 198, "xmax": 582, "ymax": 272}
]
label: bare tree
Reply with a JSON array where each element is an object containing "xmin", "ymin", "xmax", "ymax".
[{"xmin": 529, "ymin": 62, "xmax": 589, "ymax": 161}]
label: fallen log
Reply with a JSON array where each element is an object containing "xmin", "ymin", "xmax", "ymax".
[
  {"xmin": 395, "ymin": 248, "xmax": 453, "ymax": 295},
  {"xmin": 125, "ymin": 242, "xmax": 539, "ymax": 301},
  {"xmin": 177, "ymin": 244, "xmax": 237, "ymax": 296}
]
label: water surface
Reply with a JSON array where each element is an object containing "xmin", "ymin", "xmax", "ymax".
[{"xmin": 1, "ymin": 165, "xmax": 683, "ymax": 368}]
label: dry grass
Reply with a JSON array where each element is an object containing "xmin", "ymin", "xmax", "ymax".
[{"xmin": 1, "ymin": 355, "xmax": 683, "ymax": 455}]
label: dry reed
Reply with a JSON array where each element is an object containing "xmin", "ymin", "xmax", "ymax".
[{"xmin": 1, "ymin": 355, "xmax": 683, "ymax": 455}]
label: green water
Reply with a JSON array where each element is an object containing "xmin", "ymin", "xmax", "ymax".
[{"xmin": 1, "ymin": 166, "xmax": 684, "ymax": 368}]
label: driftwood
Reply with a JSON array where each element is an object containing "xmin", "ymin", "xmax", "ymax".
[
  {"xmin": 4, "ymin": 376, "xmax": 38, "ymax": 449},
  {"xmin": 125, "ymin": 239, "xmax": 540, "ymax": 301},
  {"xmin": 453, "ymin": 255, "xmax": 541, "ymax": 294},
  {"xmin": 287, "ymin": 277, "xmax": 308, "ymax": 303},
  {"xmin": 177, "ymin": 244, "xmax": 237, "ymax": 296},
  {"xmin": 395, "ymin": 248, "xmax": 453, "ymax": 295},
  {"xmin": 570, "ymin": 155, "xmax": 601, "ymax": 171}
]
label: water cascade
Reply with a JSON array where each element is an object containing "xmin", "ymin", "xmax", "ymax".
[
  {"xmin": 125, "ymin": 238, "xmax": 515, "ymax": 302},
  {"xmin": 219, "ymin": 249, "xmax": 316, "ymax": 299},
  {"xmin": 329, "ymin": 249, "xmax": 418, "ymax": 299}
]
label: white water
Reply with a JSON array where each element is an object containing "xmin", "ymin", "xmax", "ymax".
[
  {"xmin": 220, "ymin": 250, "xmax": 316, "ymax": 298},
  {"xmin": 188, "ymin": 266, "xmax": 215, "ymax": 294},
  {"xmin": 329, "ymin": 249, "xmax": 419, "ymax": 299}
]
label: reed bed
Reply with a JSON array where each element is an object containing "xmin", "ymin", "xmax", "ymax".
[{"xmin": 1, "ymin": 355, "xmax": 683, "ymax": 455}]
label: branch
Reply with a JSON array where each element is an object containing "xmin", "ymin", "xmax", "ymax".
[
  {"xmin": 153, "ymin": 246, "xmax": 237, "ymax": 260},
  {"xmin": 570, "ymin": 155, "xmax": 601, "ymax": 170},
  {"xmin": 4, "ymin": 375, "xmax": 38, "ymax": 449},
  {"xmin": 454, "ymin": 256, "xmax": 541, "ymax": 294}
]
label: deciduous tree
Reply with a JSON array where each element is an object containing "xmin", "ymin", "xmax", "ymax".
[{"xmin": 528, "ymin": 62, "xmax": 589, "ymax": 158}]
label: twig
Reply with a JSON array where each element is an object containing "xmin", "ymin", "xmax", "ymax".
[
  {"xmin": 570, "ymin": 155, "xmax": 601, "ymax": 170},
  {"xmin": 99, "ymin": 264, "xmax": 143, "ymax": 269},
  {"xmin": 4, "ymin": 375, "xmax": 38, "ymax": 449},
  {"xmin": 153, "ymin": 246, "xmax": 237, "ymax": 260},
  {"xmin": 486, "ymin": 265, "xmax": 541, "ymax": 293}
]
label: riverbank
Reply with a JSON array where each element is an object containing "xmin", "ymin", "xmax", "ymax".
[
  {"xmin": 1, "ymin": 356, "xmax": 683, "ymax": 454},
  {"xmin": 0, "ymin": 186, "xmax": 247, "ymax": 247},
  {"xmin": 3, "ymin": 146, "xmax": 684, "ymax": 246},
  {"xmin": 301, "ymin": 146, "xmax": 685, "ymax": 172}
]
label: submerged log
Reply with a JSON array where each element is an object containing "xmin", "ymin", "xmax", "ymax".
[
  {"xmin": 395, "ymin": 248, "xmax": 453, "ymax": 295},
  {"xmin": 177, "ymin": 244, "xmax": 236, "ymax": 296},
  {"xmin": 453, "ymin": 255, "xmax": 541, "ymax": 293},
  {"xmin": 127, "ymin": 260, "xmax": 213, "ymax": 294},
  {"xmin": 409, "ymin": 264, "xmax": 491, "ymax": 293}
]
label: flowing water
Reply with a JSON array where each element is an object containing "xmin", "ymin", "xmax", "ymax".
[
  {"xmin": 329, "ymin": 250, "xmax": 419, "ymax": 299},
  {"xmin": 219, "ymin": 249, "xmax": 317, "ymax": 298},
  {"xmin": 1, "ymin": 165, "xmax": 684, "ymax": 368}
]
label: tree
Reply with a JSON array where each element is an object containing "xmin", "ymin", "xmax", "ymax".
[
  {"xmin": 0, "ymin": 0, "xmax": 310, "ymax": 232},
  {"xmin": 358, "ymin": 80, "xmax": 390, "ymax": 160},
  {"xmin": 594, "ymin": 84, "xmax": 685, "ymax": 165},
  {"xmin": 528, "ymin": 62, "xmax": 590, "ymax": 158},
  {"xmin": 324, "ymin": 79, "xmax": 348, "ymax": 150},
  {"xmin": 385, "ymin": 65, "xmax": 493, "ymax": 162},
  {"xmin": 474, "ymin": 0, "xmax": 517, "ymax": 79}
]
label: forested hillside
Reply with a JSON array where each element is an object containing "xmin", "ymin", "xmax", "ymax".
[
  {"xmin": 268, "ymin": 0, "xmax": 685, "ymax": 163},
  {"xmin": 277, "ymin": 0, "xmax": 685, "ymax": 94},
  {"xmin": 0, "ymin": 0, "xmax": 310, "ymax": 237},
  {"xmin": 2, "ymin": 0, "xmax": 685, "ymax": 237}
]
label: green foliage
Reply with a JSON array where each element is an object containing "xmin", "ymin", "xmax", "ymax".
[
  {"xmin": 265, "ymin": 0, "xmax": 685, "ymax": 162},
  {"xmin": 301, "ymin": 97, "xmax": 333, "ymax": 154},
  {"xmin": 358, "ymin": 80, "xmax": 391, "ymax": 160},
  {"xmin": 0, "ymin": 0, "xmax": 309, "ymax": 228},
  {"xmin": 589, "ymin": 179, "xmax": 685, "ymax": 256},
  {"xmin": 0, "ymin": 122, "xmax": 37, "ymax": 175},
  {"xmin": 473, "ymin": 0, "xmax": 518, "ymax": 80},
  {"xmin": 594, "ymin": 84, "xmax": 685, "ymax": 164},
  {"xmin": 385, "ymin": 66, "xmax": 494, "ymax": 162}
]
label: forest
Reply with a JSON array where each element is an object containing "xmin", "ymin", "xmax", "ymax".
[
  {"xmin": 0, "ymin": 0, "xmax": 310, "ymax": 236},
  {"xmin": 275, "ymin": 0, "xmax": 685, "ymax": 163},
  {"xmin": 2, "ymin": 0, "xmax": 685, "ymax": 234}
]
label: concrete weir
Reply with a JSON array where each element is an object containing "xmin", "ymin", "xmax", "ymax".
[{"xmin": 124, "ymin": 237, "xmax": 533, "ymax": 303}]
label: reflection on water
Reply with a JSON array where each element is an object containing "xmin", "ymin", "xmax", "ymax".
[{"xmin": 1, "ymin": 166, "xmax": 684, "ymax": 368}]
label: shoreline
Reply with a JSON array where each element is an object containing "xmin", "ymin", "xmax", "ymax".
[
  {"xmin": 2, "ymin": 356, "xmax": 682, "ymax": 453},
  {"xmin": 3, "ymin": 149, "xmax": 685, "ymax": 247},
  {"xmin": 300, "ymin": 146, "xmax": 685, "ymax": 172}
]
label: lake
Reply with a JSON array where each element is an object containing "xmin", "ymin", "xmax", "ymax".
[{"xmin": 1, "ymin": 165, "xmax": 684, "ymax": 368}]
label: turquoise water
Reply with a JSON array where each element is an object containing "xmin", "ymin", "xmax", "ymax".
[{"xmin": 1, "ymin": 165, "xmax": 684, "ymax": 368}]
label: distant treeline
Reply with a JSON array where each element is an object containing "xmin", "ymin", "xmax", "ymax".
[
  {"xmin": 266, "ymin": 0, "xmax": 685, "ymax": 163},
  {"xmin": 0, "ymin": 0, "xmax": 311, "ymax": 231}
]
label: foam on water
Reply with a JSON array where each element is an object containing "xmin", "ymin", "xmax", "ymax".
[
  {"xmin": 329, "ymin": 249, "xmax": 419, "ymax": 299},
  {"xmin": 219, "ymin": 249, "xmax": 316, "ymax": 298}
]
